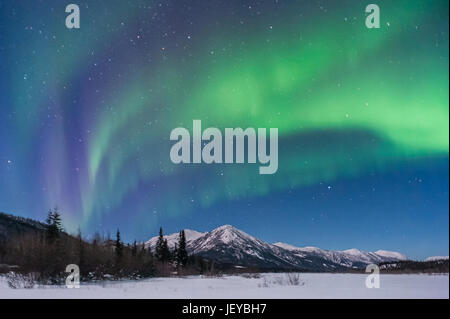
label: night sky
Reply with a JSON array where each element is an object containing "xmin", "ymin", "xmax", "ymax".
[{"xmin": 0, "ymin": 0, "xmax": 448, "ymax": 259}]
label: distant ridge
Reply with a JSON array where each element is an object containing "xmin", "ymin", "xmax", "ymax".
[
  {"xmin": 146, "ymin": 224, "xmax": 407, "ymax": 271},
  {"xmin": 0, "ymin": 212, "xmax": 47, "ymax": 241},
  {"xmin": 425, "ymin": 256, "xmax": 449, "ymax": 262}
]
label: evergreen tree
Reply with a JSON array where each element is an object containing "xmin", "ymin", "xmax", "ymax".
[
  {"xmin": 115, "ymin": 229, "xmax": 123, "ymax": 262},
  {"xmin": 51, "ymin": 208, "xmax": 63, "ymax": 232},
  {"xmin": 45, "ymin": 210, "xmax": 54, "ymax": 232},
  {"xmin": 177, "ymin": 230, "xmax": 188, "ymax": 267},
  {"xmin": 162, "ymin": 239, "xmax": 170, "ymax": 262},
  {"xmin": 155, "ymin": 227, "xmax": 171, "ymax": 262},
  {"xmin": 173, "ymin": 243, "xmax": 178, "ymax": 265},
  {"xmin": 155, "ymin": 227, "xmax": 165, "ymax": 261},
  {"xmin": 45, "ymin": 208, "xmax": 63, "ymax": 242}
]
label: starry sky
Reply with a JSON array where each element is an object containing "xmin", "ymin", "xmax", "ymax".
[{"xmin": 0, "ymin": 0, "xmax": 448, "ymax": 259}]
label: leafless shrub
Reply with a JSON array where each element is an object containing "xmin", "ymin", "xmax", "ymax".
[
  {"xmin": 274, "ymin": 275, "xmax": 285, "ymax": 285},
  {"xmin": 6, "ymin": 272, "xmax": 37, "ymax": 289},
  {"xmin": 286, "ymin": 273, "xmax": 301, "ymax": 286},
  {"xmin": 258, "ymin": 273, "xmax": 304, "ymax": 287},
  {"xmin": 258, "ymin": 275, "xmax": 283, "ymax": 287},
  {"xmin": 258, "ymin": 276, "xmax": 270, "ymax": 288}
]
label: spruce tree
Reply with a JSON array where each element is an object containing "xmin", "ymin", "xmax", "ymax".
[
  {"xmin": 45, "ymin": 209, "xmax": 55, "ymax": 240},
  {"xmin": 177, "ymin": 230, "xmax": 188, "ymax": 267},
  {"xmin": 51, "ymin": 207, "xmax": 63, "ymax": 232},
  {"xmin": 115, "ymin": 229, "xmax": 123, "ymax": 262},
  {"xmin": 45, "ymin": 208, "xmax": 63, "ymax": 242},
  {"xmin": 155, "ymin": 227, "xmax": 165, "ymax": 261},
  {"xmin": 173, "ymin": 243, "xmax": 178, "ymax": 265},
  {"xmin": 162, "ymin": 239, "xmax": 170, "ymax": 262}
]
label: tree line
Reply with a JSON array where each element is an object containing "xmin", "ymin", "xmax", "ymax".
[{"xmin": 0, "ymin": 209, "xmax": 215, "ymax": 284}]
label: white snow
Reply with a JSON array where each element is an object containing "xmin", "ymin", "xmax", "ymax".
[
  {"xmin": 425, "ymin": 256, "xmax": 449, "ymax": 261},
  {"xmin": 274, "ymin": 243, "xmax": 321, "ymax": 253},
  {"xmin": 0, "ymin": 273, "xmax": 447, "ymax": 299},
  {"xmin": 272, "ymin": 242, "xmax": 298, "ymax": 251},
  {"xmin": 375, "ymin": 250, "xmax": 407, "ymax": 260},
  {"xmin": 342, "ymin": 248, "xmax": 362, "ymax": 255},
  {"xmin": 145, "ymin": 229, "xmax": 205, "ymax": 249},
  {"xmin": 273, "ymin": 243, "xmax": 407, "ymax": 267}
]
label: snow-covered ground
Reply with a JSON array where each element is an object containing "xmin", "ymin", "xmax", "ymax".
[{"xmin": 0, "ymin": 273, "xmax": 448, "ymax": 299}]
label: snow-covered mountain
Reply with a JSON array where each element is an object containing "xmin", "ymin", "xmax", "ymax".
[
  {"xmin": 425, "ymin": 256, "xmax": 449, "ymax": 262},
  {"xmin": 189, "ymin": 225, "xmax": 348, "ymax": 271},
  {"xmin": 274, "ymin": 243, "xmax": 407, "ymax": 269},
  {"xmin": 145, "ymin": 225, "xmax": 407, "ymax": 271}
]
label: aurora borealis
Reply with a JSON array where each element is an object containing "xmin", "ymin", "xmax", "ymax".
[{"xmin": 0, "ymin": 0, "xmax": 448, "ymax": 258}]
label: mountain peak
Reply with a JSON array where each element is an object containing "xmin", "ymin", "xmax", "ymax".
[
  {"xmin": 145, "ymin": 224, "xmax": 408, "ymax": 270},
  {"xmin": 183, "ymin": 229, "xmax": 205, "ymax": 237},
  {"xmin": 214, "ymin": 224, "xmax": 235, "ymax": 231},
  {"xmin": 207, "ymin": 224, "xmax": 252, "ymax": 244}
]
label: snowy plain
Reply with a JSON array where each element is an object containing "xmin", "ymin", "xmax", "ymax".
[{"xmin": 0, "ymin": 273, "xmax": 448, "ymax": 299}]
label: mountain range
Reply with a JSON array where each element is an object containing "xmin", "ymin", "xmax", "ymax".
[
  {"xmin": 1, "ymin": 212, "xmax": 446, "ymax": 273},
  {"xmin": 145, "ymin": 224, "xmax": 408, "ymax": 271}
]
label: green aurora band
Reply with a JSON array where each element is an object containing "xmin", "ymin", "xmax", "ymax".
[
  {"xmin": 1, "ymin": 0, "xmax": 447, "ymax": 232},
  {"xmin": 82, "ymin": 1, "xmax": 448, "ymax": 228}
]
